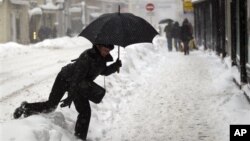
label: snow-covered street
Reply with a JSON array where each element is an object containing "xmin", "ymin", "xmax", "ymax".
[{"xmin": 0, "ymin": 36, "xmax": 250, "ymax": 141}]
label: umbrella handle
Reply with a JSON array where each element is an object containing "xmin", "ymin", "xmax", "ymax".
[
  {"xmin": 118, "ymin": 46, "xmax": 120, "ymax": 59},
  {"xmin": 117, "ymin": 46, "xmax": 120, "ymax": 73}
]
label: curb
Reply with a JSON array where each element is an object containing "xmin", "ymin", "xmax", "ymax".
[{"xmin": 233, "ymin": 78, "xmax": 250, "ymax": 104}]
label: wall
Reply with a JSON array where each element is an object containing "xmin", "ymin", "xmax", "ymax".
[
  {"xmin": 0, "ymin": 0, "xmax": 9, "ymax": 43},
  {"xmin": 0, "ymin": 1, "xmax": 30, "ymax": 44},
  {"xmin": 12, "ymin": 4, "xmax": 30, "ymax": 44}
]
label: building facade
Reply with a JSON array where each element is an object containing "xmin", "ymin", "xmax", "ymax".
[
  {"xmin": 0, "ymin": 0, "xmax": 86, "ymax": 44},
  {"xmin": 0, "ymin": 0, "xmax": 129, "ymax": 44},
  {"xmin": 84, "ymin": 0, "xmax": 128, "ymax": 26},
  {"xmin": 192, "ymin": 0, "xmax": 250, "ymax": 85},
  {"xmin": 0, "ymin": 0, "xmax": 30, "ymax": 44}
]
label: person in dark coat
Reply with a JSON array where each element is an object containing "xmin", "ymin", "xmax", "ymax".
[
  {"xmin": 180, "ymin": 18, "xmax": 193, "ymax": 55},
  {"xmin": 164, "ymin": 22, "xmax": 173, "ymax": 51},
  {"xmin": 13, "ymin": 44, "xmax": 122, "ymax": 141},
  {"xmin": 38, "ymin": 25, "xmax": 52, "ymax": 41},
  {"xmin": 172, "ymin": 21, "xmax": 181, "ymax": 51}
]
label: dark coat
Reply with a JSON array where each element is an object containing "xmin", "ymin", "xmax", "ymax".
[
  {"xmin": 172, "ymin": 22, "xmax": 181, "ymax": 39},
  {"xmin": 164, "ymin": 23, "xmax": 173, "ymax": 38},
  {"xmin": 60, "ymin": 46, "xmax": 118, "ymax": 91},
  {"xmin": 180, "ymin": 20, "xmax": 193, "ymax": 42},
  {"xmin": 38, "ymin": 26, "xmax": 51, "ymax": 41}
]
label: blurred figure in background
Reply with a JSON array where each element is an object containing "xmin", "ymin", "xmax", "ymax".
[
  {"xmin": 172, "ymin": 21, "xmax": 181, "ymax": 51},
  {"xmin": 164, "ymin": 22, "xmax": 173, "ymax": 51},
  {"xmin": 38, "ymin": 25, "xmax": 52, "ymax": 41},
  {"xmin": 66, "ymin": 28, "xmax": 73, "ymax": 37},
  {"xmin": 180, "ymin": 18, "xmax": 193, "ymax": 55}
]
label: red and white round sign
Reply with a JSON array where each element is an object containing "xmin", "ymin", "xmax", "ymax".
[{"xmin": 146, "ymin": 3, "xmax": 154, "ymax": 12}]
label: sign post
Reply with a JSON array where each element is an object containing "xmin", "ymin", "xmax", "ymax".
[{"xmin": 145, "ymin": 3, "xmax": 155, "ymax": 25}]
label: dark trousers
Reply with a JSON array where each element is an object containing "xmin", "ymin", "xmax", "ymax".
[
  {"xmin": 24, "ymin": 72, "xmax": 91, "ymax": 140},
  {"xmin": 174, "ymin": 38, "xmax": 180, "ymax": 51},
  {"xmin": 25, "ymin": 73, "xmax": 69, "ymax": 114},
  {"xmin": 167, "ymin": 37, "xmax": 172, "ymax": 51},
  {"xmin": 74, "ymin": 95, "xmax": 91, "ymax": 140},
  {"xmin": 183, "ymin": 41, "xmax": 189, "ymax": 55}
]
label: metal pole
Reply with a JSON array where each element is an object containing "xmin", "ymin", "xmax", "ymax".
[
  {"xmin": 117, "ymin": 46, "xmax": 120, "ymax": 73},
  {"xmin": 118, "ymin": 46, "xmax": 120, "ymax": 59},
  {"xmin": 118, "ymin": 5, "xmax": 120, "ymax": 14},
  {"xmin": 117, "ymin": 5, "xmax": 121, "ymax": 73}
]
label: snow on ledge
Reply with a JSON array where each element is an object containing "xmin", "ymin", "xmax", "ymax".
[
  {"xmin": 69, "ymin": 7, "xmax": 81, "ymax": 13},
  {"xmin": 29, "ymin": 7, "xmax": 42, "ymax": 17},
  {"xmin": 41, "ymin": 1, "xmax": 60, "ymax": 10}
]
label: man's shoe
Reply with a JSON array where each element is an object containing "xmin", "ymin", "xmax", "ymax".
[{"xmin": 13, "ymin": 101, "xmax": 28, "ymax": 119}]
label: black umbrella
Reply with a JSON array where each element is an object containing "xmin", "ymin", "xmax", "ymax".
[
  {"xmin": 79, "ymin": 13, "xmax": 158, "ymax": 48},
  {"xmin": 159, "ymin": 18, "xmax": 174, "ymax": 24}
]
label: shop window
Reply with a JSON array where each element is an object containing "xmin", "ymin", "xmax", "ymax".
[{"xmin": 248, "ymin": 0, "xmax": 250, "ymax": 63}]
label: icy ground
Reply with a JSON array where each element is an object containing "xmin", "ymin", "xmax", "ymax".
[{"xmin": 0, "ymin": 36, "xmax": 250, "ymax": 141}]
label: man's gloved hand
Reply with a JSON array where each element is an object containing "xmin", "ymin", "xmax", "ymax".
[
  {"xmin": 115, "ymin": 59, "xmax": 122, "ymax": 68},
  {"xmin": 60, "ymin": 92, "xmax": 75, "ymax": 108},
  {"xmin": 114, "ymin": 59, "xmax": 122, "ymax": 73}
]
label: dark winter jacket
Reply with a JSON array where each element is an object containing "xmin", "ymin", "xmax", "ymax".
[
  {"xmin": 60, "ymin": 46, "xmax": 119, "ymax": 93},
  {"xmin": 180, "ymin": 20, "xmax": 193, "ymax": 42},
  {"xmin": 172, "ymin": 22, "xmax": 181, "ymax": 39},
  {"xmin": 164, "ymin": 23, "xmax": 173, "ymax": 38}
]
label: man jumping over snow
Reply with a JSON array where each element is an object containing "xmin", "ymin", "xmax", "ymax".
[{"xmin": 13, "ymin": 44, "xmax": 122, "ymax": 141}]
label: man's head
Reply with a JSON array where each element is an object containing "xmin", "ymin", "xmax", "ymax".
[{"xmin": 95, "ymin": 44, "xmax": 114, "ymax": 57}]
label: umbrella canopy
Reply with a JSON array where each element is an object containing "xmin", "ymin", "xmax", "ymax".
[
  {"xmin": 159, "ymin": 18, "xmax": 174, "ymax": 24},
  {"xmin": 79, "ymin": 12, "xmax": 158, "ymax": 47}
]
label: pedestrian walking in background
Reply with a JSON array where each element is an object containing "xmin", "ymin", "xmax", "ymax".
[
  {"xmin": 164, "ymin": 22, "xmax": 173, "ymax": 51},
  {"xmin": 172, "ymin": 21, "xmax": 181, "ymax": 51},
  {"xmin": 180, "ymin": 18, "xmax": 193, "ymax": 55},
  {"xmin": 38, "ymin": 25, "xmax": 52, "ymax": 41}
]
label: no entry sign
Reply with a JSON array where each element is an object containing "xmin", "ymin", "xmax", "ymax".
[{"xmin": 146, "ymin": 3, "xmax": 154, "ymax": 12}]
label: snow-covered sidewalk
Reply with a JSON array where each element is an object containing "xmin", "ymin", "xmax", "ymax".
[
  {"xmin": 0, "ymin": 36, "xmax": 250, "ymax": 141},
  {"xmin": 103, "ymin": 51, "xmax": 250, "ymax": 141}
]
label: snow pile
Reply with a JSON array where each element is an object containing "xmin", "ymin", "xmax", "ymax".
[
  {"xmin": 32, "ymin": 36, "xmax": 92, "ymax": 49},
  {"xmin": 1, "ymin": 112, "xmax": 74, "ymax": 141},
  {"xmin": 41, "ymin": 0, "xmax": 60, "ymax": 10},
  {"xmin": 0, "ymin": 42, "xmax": 31, "ymax": 59},
  {"xmin": 0, "ymin": 37, "xmax": 91, "ymax": 59},
  {"xmin": 29, "ymin": 7, "xmax": 42, "ymax": 17}
]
